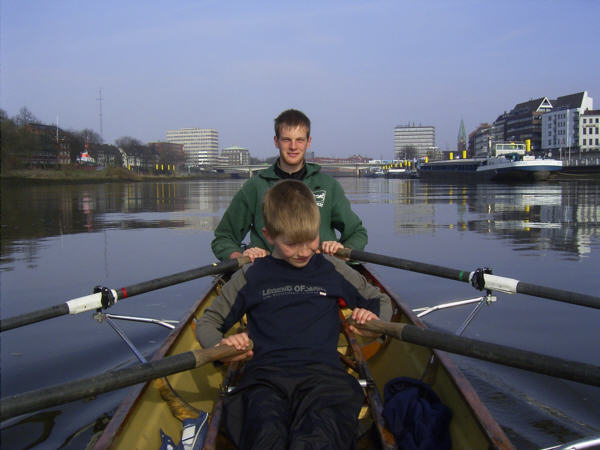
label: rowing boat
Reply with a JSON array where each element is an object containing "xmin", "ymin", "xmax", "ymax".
[{"xmin": 90, "ymin": 263, "xmax": 513, "ymax": 449}]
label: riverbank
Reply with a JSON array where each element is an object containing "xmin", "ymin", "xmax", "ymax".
[{"xmin": 0, "ymin": 168, "xmax": 231, "ymax": 184}]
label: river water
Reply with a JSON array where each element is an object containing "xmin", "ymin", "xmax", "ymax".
[{"xmin": 1, "ymin": 177, "xmax": 599, "ymax": 449}]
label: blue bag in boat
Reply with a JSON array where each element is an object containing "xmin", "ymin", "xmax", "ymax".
[
  {"xmin": 382, "ymin": 377, "xmax": 452, "ymax": 450},
  {"xmin": 159, "ymin": 410, "xmax": 209, "ymax": 450}
]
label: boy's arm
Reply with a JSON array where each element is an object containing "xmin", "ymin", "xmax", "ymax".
[
  {"xmin": 327, "ymin": 255, "xmax": 393, "ymax": 322},
  {"xmin": 195, "ymin": 267, "xmax": 249, "ymax": 347}
]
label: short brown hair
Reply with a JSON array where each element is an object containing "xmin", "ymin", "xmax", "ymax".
[
  {"xmin": 274, "ymin": 109, "xmax": 311, "ymax": 138},
  {"xmin": 262, "ymin": 180, "xmax": 319, "ymax": 242}
]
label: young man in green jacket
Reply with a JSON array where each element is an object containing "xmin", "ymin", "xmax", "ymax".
[{"xmin": 211, "ymin": 109, "xmax": 368, "ymax": 261}]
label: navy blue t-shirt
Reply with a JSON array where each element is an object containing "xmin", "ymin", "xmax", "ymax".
[{"xmin": 219, "ymin": 254, "xmax": 381, "ymax": 369}]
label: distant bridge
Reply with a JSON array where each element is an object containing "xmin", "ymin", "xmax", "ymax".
[{"xmin": 213, "ymin": 162, "xmax": 384, "ymax": 177}]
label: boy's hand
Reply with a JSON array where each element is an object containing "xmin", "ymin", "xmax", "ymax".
[
  {"xmin": 218, "ymin": 332, "xmax": 254, "ymax": 362},
  {"xmin": 349, "ymin": 308, "xmax": 380, "ymax": 338},
  {"xmin": 320, "ymin": 241, "xmax": 344, "ymax": 255}
]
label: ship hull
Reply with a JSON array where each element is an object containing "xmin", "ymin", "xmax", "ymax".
[{"xmin": 418, "ymin": 158, "xmax": 562, "ymax": 182}]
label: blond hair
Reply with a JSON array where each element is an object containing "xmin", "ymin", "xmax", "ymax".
[{"xmin": 262, "ymin": 180, "xmax": 319, "ymax": 242}]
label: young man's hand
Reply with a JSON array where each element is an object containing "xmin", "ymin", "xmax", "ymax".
[
  {"xmin": 218, "ymin": 332, "xmax": 254, "ymax": 362},
  {"xmin": 229, "ymin": 247, "xmax": 268, "ymax": 262},
  {"xmin": 349, "ymin": 308, "xmax": 380, "ymax": 338},
  {"xmin": 243, "ymin": 247, "xmax": 269, "ymax": 261},
  {"xmin": 320, "ymin": 241, "xmax": 344, "ymax": 255}
]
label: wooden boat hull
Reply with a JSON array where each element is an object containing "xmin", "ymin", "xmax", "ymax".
[{"xmin": 92, "ymin": 265, "xmax": 513, "ymax": 449}]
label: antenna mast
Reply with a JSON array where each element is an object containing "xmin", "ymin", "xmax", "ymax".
[{"xmin": 97, "ymin": 88, "xmax": 104, "ymax": 141}]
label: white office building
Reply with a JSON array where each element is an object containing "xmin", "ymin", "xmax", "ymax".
[
  {"xmin": 166, "ymin": 128, "xmax": 219, "ymax": 167},
  {"xmin": 541, "ymin": 91, "xmax": 593, "ymax": 155},
  {"xmin": 394, "ymin": 124, "xmax": 436, "ymax": 159}
]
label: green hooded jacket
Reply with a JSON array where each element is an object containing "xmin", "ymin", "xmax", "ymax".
[{"xmin": 211, "ymin": 162, "xmax": 368, "ymax": 260}]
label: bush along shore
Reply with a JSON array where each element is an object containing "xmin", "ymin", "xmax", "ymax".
[{"xmin": 0, "ymin": 167, "xmax": 233, "ymax": 184}]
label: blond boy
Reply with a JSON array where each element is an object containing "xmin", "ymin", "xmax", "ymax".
[{"xmin": 197, "ymin": 180, "xmax": 392, "ymax": 449}]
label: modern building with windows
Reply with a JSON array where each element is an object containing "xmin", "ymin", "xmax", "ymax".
[
  {"xmin": 394, "ymin": 124, "xmax": 435, "ymax": 159},
  {"xmin": 580, "ymin": 110, "xmax": 600, "ymax": 153},
  {"xmin": 221, "ymin": 146, "xmax": 250, "ymax": 166},
  {"xmin": 166, "ymin": 128, "xmax": 219, "ymax": 167},
  {"xmin": 468, "ymin": 123, "xmax": 493, "ymax": 157},
  {"xmin": 541, "ymin": 91, "xmax": 593, "ymax": 156},
  {"xmin": 487, "ymin": 91, "xmax": 593, "ymax": 156},
  {"xmin": 501, "ymin": 97, "xmax": 553, "ymax": 153}
]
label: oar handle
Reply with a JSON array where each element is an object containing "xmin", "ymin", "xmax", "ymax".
[
  {"xmin": 191, "ymin": 343, "xmax": 251, "ymax": 366},
  {"xmin": 0, "ymin": 342, "xmax": 252, "ymax": 421},
  {"xmin": 349, "ymin": 319, "xmax": 600, "ymax": 387}
]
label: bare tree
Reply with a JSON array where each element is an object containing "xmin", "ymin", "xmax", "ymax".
[
  {"xmin": 14, "ymin": 107, "xmax": 40, "ymax": 126},
  {"xmin": 115, "ymin": 136, "xmax": 143, "ymax": 149},
  {"xmin": 78, "ymin": 129, "xmax": 103, "ymax": 145},
  {"xmin": 399, "ymin": 145, "xmax": 418, "ymax": 160}
]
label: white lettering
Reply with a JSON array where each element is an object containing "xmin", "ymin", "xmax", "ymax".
[
  {"xmin": 313, "ymin": 190, "xmax": 326, "ymax": 207},
  {"xmin": 261, "ymin": 284, "xmax": 326, "ymax": 299}
]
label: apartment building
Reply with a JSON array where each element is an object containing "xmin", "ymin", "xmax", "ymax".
[
  {"xmin": 468, "ymin": 123, "xmax": 493, "ymax": 157},
  {"xmin": 580, "ymin": 110, "xmax": 600, "ymax": 152},
  {"xmin": 541, "ymin": 91, "xmax": 594, "ymax": 155}
]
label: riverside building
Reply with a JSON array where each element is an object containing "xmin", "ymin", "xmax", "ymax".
[
  {"xmin": 221, "ymin": 146, "xmax": 250, "ymax": 166},
  {"xmin": 394, "ymin": 124, "xmax": 435, "ymax": 159},
  {"xmin": 166, "ymin": 128, "xmax": 219, "ymax": 168},
  {"xmin": 495, "ymin": 97, "xmax": 553, "ymax": 153},
  {"xmin": 468, "ymin": 123, "xmax": 493, "ymax": 157},
  {"xmin": 580, "ymin": 110, "xmax": 600, "ymax": 153},
  {"xmin": 541, "ymin": 92, "xmax": 594, "ymax": 156},
  {"xmin": 489, "ymin": 91, "xmax": 593, "ymax": 156}
]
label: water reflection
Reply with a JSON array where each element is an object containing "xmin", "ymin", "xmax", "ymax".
[
  {"xmin": 0, "ymin": 180, "xmax": 246, "ymax": 269},
  {"xmin": 1, "ymin": 177, "xmax": 599, "ymax": 449},
  {"xmin": 367, "ymin": 180, "xmax": 600, "ymax": 258},
  {"xmin": 2, "ymin": 179, "xmax": 599, "ymax": 270}
]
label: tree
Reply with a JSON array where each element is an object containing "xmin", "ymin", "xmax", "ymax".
[
  {"xmin": 14, "ymin": 107, "xmax": 40, "ymax": 127},
  {"xmin": 76, "ymin": 129, "xmax": 103, "ymax": 145},
  {"xmin": 115, "ymin": 136, "xmax": 143, "ymax": 149},
  {"xmin": 399, "ymin": 145, "xmax": 418, "ymax": 160},
  {"xmin": 1, "ymin": 110, "xmax": 42, "ymax": 169}
]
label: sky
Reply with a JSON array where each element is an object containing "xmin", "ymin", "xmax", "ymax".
[{"xmin": 2, "ymin": 0, "xmax": 599, "ymax": 159}]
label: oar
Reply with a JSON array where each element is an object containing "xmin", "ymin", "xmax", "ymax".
[
  {"xmin": 0, "ymin": 256, "xmax": 250, "ymax": 332},
  {"xmin": 336, "ymin": 248, "xmax": 600, "ymax": 310},
  {"xmin": 351, "ymin": 319, "xmax": 600, "ymax": 387},
  {"xmin": 0, "ymin": 343, "xmax": 252, "ymax": 421}
]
